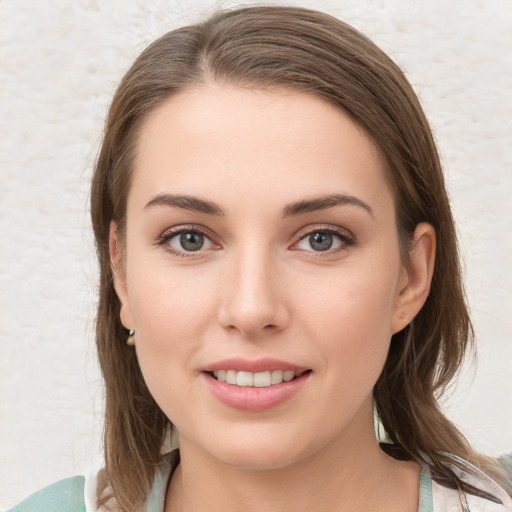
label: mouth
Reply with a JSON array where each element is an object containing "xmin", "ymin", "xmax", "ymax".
[
  {"xmin": 208, "ymin": 369, "xmax": 310, "ymax": 387},
  {"xmin": 202, "ymin": 363, "xmax": 312, "ymax": 411}
]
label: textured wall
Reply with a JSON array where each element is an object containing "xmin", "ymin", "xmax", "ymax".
[{"xmin": 0, "ymin": 0, "xmax": 511, "ymax": 508}]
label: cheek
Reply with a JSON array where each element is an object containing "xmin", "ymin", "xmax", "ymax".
[
  {"xmin": 299, "ymin": 263, "xmax": 399, "ymax": 376},
  {"xmin": 125, "ymin": 262, "xmax": 217, "ymax": 380},
  {"xmin": 128, "ymin": 255, "xmax": 216, "ymax": 332},
  {"xmin": 125, "ymin": 266, "xmax": 218, "ymax": 424}
]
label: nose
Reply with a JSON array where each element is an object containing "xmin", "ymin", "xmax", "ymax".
[{"xmin": 217, "ymin": 246, "xmax": 290, "ymax": 338}]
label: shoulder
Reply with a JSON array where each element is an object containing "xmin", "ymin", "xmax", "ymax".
[
  {"xmin": 428, "ymin": 454, "xmax": 512, "ymax": 512},
  {"xmin": 7, "ymin": 476, "xmax": 86, "ymax": 512},
  {"xmin": 7, "ymin": 451, "xmax": 177, "ymax": 512}
]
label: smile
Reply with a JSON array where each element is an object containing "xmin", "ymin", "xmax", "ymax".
[
  {"xmin": 212, "ymin": 369, "xmax": 307, "ymax": 387},
  {"xmin": 203, "ymin": 366, "xmax": 311, "ymax": 412}
]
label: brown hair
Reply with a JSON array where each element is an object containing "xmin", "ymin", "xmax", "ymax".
[{"xmin": 90, "ymin": 6, "xmax": 509, "ymax": 510}]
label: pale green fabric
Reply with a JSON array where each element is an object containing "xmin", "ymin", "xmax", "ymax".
[
  {"xmin": 7, "ymin": 454, "xmax": 176, "ymax": 512},
  {"xmin": 6, "ymin": 466, "xmax": 436, "ymax": 512},
  {"xmin": 418, "ymin": 468, "xmax": 434, "ymax": 512},
  {"xmin": 8, "ymin": 453, "xmax": 512, "ymax": 512},
  {"xmin": 7, "ymin": 476, "xmax": 85, "ymax": 512},
  {"xmin": 499, "ymin": 453, "xmax": 512, "ymax": 478},
  {"xmin": 146, "ymin": 454, "xmax": 176, "ymax": 512}
]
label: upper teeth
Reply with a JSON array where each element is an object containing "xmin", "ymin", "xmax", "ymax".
[{"xmin": 213, "ymin": 370, "xmax": 302, "ymax": 387}]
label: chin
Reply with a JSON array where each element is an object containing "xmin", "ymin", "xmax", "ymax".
[
  {"xmin": 215, "ymin": 447, "xmax": 302, "ymax": 471},
  {"xmin": 198, "ymin": 427, "xmax": 325, "ymax": 472}
]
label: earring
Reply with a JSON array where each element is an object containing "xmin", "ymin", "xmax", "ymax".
[{"xmin": 127, "ymin": 329, "xmax": 135, "ymax": 346}]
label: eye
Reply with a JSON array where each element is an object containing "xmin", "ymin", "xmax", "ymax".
[
  {"xmin": 294, "ymin": 228, "xmax": 354, "ymax": 253},
  {"xmin": 158, "ymin": 227, "xmax": 218, "ymax": 256}
]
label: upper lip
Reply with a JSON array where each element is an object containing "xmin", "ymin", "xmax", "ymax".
[{"xmin": 202, "ymin": 358, "xmax": 309, "ymax": 373}]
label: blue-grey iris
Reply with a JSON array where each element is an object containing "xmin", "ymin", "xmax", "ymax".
[
  {"xmin": 180, "ymin": 232, "xmax": 204, "ymax": 251},
  {"xmin": 309, "ymin": 232, "xmax": 333, "ymax": 251}
]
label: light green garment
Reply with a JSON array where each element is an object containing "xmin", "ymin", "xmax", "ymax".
[
  {"xmin": 7, "ymin": 476, "xmax": 86, "ymax": 512},
  {"xmin": 9, "ymin": 455, "xmax": 512, "ymax": 512}
]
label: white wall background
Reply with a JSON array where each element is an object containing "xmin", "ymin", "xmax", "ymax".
[{"xmin": 0, "ymin": 0, "xmax": 511, "ymax": 508}]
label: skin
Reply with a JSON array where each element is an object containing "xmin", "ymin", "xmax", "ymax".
[{"xmin": 111, "ymin": 84, "xmax": 436, "ymax": 512}]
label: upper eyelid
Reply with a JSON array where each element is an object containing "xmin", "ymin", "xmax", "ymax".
[
  {"xmin": 294, "ymin": 224, "xmax": 353, "ymax": 240},
  {"xmin": 158, "ymin": 224, "xmax": 216, "ymax": 241}
]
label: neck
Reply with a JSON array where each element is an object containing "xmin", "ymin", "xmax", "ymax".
[{"xmin": 165, "ymin": 403, "xmax": 420, "ymax": 512}]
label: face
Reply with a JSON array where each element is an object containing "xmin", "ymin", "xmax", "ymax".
[{"xmin": 112, "ymin": 84, "xmax": 426, "ymax": 470}]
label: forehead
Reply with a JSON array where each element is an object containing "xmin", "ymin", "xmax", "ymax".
[{"xmin": 130, "ymin": 84, "xmax": 391, "ymax": 215}]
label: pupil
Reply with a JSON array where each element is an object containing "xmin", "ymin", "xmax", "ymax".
[
  {"xmin": 180, "ymin": 232, "xmax": 204, "ymax": 251},
  {"xmin": 310, "ymin": 232, "xmax": 332, "ymax": 251}
]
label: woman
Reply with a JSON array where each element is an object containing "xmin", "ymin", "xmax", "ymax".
[{"xmin": 9, "ymin": 5, "xmax": 511, "ymax": 512}]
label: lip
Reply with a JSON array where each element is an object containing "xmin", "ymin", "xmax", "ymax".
[
  {"xmin": 201, "ymin": 359, "xmax": 311, "ymax": 412},
  {"xmin": 202, "ymin": 357, "xmax": 308, "ymax": 373}
]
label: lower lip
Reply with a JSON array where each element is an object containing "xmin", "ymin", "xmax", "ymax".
[{"xmin": 203, "ymin": 372, "xmax": 310, "ymax": 412}]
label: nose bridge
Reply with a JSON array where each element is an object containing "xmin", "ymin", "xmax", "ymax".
[{"xmin": 218, "ymin": 241, "xmax": 287, "ymax": 336}]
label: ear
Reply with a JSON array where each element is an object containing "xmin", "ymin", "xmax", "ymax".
[
  {"xmin": 109, "ymin": 221, "xmax": 135, "ymax": 331},
  {"xmin": 391, "ymin": 223, "xmax": 436, "ymax": 334}
]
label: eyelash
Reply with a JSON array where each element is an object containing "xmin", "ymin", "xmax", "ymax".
[
  {"xmin": 293, "ymin": 225, "xmax": 355, "ymax": 257},
  {"xmin": 155, "ymin": 225, "xmax": 218, "ymax": 258},
  {"xmin": 155, "ymin": 224, "xmax": 355, "ymax": 258}
]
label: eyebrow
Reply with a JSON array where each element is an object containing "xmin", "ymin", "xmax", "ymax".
[
  {"xmin": 281, "ymin": 194, "xmax": 374, "ymax": 218},
  {"xmin": 144, "ymin": 193, "xmax": 226, "ymax": 215},
  {"xmin": 144, "ymin": 192, "xmax": 374, "ymax": 218}
]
